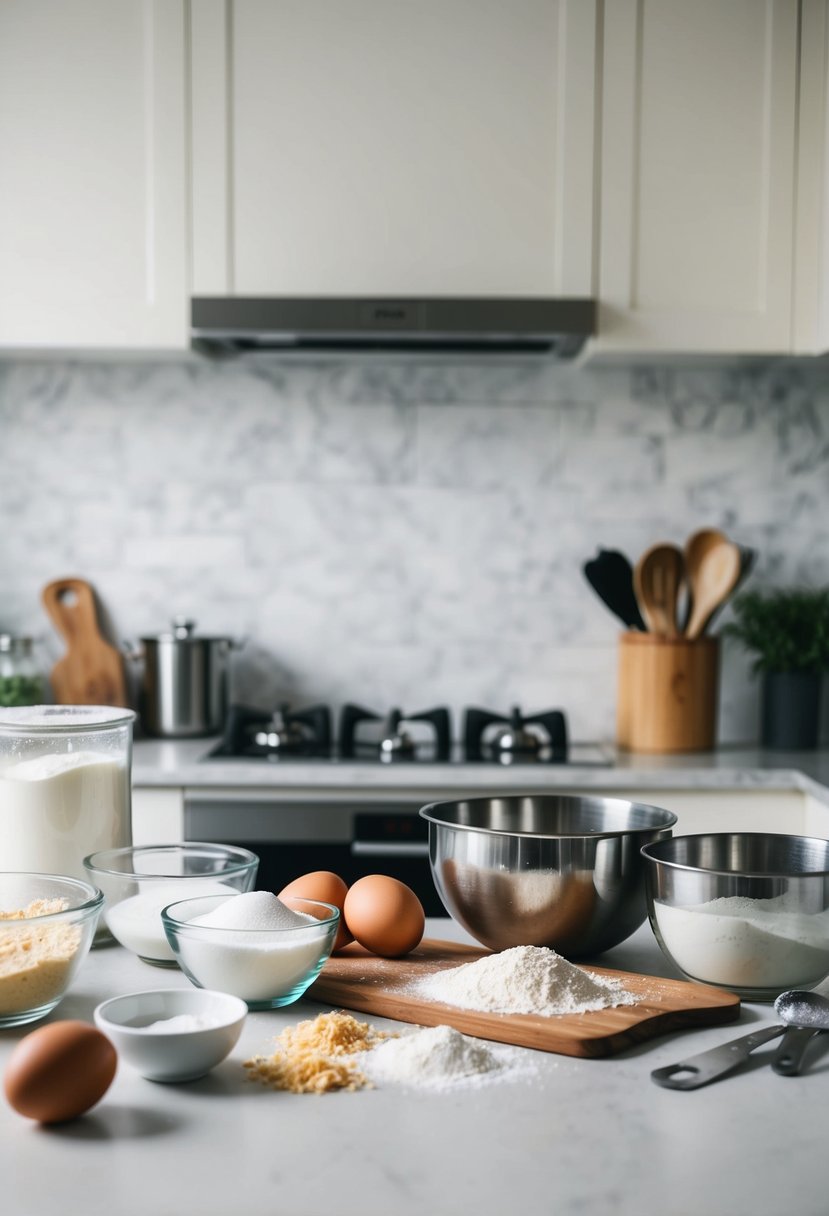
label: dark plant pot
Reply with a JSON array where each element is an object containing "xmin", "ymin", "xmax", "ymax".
[{"xmin": 761, "ymin": 670, "xmax": 822, "ymax": 750}]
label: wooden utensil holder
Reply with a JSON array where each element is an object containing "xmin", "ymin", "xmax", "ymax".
[{"xmin": 616, "ymin": 631, "xmax": 719, "ymax": 753}]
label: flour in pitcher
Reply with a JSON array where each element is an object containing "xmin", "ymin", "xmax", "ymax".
[{"xmin": 0, "ymin": 752, "xmax": 130, "ymax": 881}]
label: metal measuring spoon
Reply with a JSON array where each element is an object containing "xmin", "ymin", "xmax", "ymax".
[
  {"xmin": 771, "ymin": 990, "xmax": 829, "ymax": 1076},
  {"xmin": 651, "ymin": 1024, "xmax": 786, "ymax": 1090}
]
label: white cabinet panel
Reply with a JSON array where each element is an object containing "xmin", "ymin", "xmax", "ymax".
[
  {"xmin": 608, "ymin": 788, "xmax": 808, "ymax": 835},
  {"xmin": 0, "ymin": 0, "xmax": 187, "ymax": 351},
  {"xmin": 595, "ymin": 0, "xmax": 799, "ymax": 355},
  {"xmin": 131, "ymin": 787, "xmax": 185, "ymax": 845},
  {"xmin": 191, "ymin": 0, "xmax": 598, "ymax": 297},
  {"xmin": 794, "ymin": 0, "xmax": 829, "ymax": 353}
]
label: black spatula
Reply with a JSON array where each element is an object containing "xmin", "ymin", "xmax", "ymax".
[{"xmin": 583, "ymin": 548, "xmax": 647, "ymax": 632}]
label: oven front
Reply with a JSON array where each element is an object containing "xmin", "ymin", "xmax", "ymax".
[{"xmin": 183, "ymin": 790, "xmax": 447, "ymax": 917}]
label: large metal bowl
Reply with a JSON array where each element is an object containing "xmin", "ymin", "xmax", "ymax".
[
  {"xmin": 420, "ymin": 794, "xmax": 677, "ymax": 957},
  {"xmin": 642, "ymin": 832, "xmax": 829, "ymax": 1001}
]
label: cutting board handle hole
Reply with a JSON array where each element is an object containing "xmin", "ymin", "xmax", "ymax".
[{"xmin": 57, "ymin": 588, "xmax": 79, "ymax": 608}]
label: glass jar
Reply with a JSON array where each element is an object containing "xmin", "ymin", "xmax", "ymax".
[
  {"xmin": 0, "ymin": 635, "xmax": 45, "ymax": 707},
  {"xmin": 0, "ymin": 705, "xmax": 135, "ymax": 883}
]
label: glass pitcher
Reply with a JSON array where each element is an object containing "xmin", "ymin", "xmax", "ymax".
[{"xmin": 0, "ymin": 705, "xmax": 134, "ymax": 881}]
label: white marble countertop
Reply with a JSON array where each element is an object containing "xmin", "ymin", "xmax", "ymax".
[
  {"xmin": 132, "ymin": 735, "xmax": 829, "ymax": 803},
  {"xmin": 2, "ymin": 918, "xmax": 827, "ymax": 1216}
]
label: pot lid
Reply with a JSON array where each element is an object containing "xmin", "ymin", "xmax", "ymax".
[
  {"xmin": 0, "ymin": 633, "xmax": 34, "ymax": 655},
  {"xmin": 141, "ymin": 617, "xmax": 232, "ymax": 644}
]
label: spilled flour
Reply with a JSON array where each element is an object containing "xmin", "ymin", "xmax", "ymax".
[
  {"xmin": 244, "ymin": 1012, "xmax": 535, "ymax": 1094},
  {"xmin": 363, "ymin": 1023, "xmax": 537, "ymax": 1092},
  {"xmin": 414, "ymin": 945, "xmax": 638, "ymax": 1016}
]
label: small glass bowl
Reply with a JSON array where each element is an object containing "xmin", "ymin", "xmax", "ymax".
[
  {"xmin": 0, "ymin": 872, "xmax": 103, "ymax": 1027},
  {"xmin": 84, "ymin": 843, "xmax": 259, "ymax": 967},
  {"xmin": 162, "ymin": 894, "xmax": 339, "ymax": 1010}
]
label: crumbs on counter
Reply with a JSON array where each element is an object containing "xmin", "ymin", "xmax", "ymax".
[{"xmin": 243, "ymin": 1011, "xmax": 392, "ymax": 1094}]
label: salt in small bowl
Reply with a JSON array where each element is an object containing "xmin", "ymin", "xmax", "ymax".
[{"xmin": 94, "ymin": 988, "xmax": 247, "ymax": 1082}]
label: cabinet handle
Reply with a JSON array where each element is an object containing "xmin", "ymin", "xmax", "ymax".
[{"xmin": 350, "ymin": 842, "xmax": 429, "ymax": 858}]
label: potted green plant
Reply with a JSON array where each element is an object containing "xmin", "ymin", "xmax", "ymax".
[{"xmin": 723, "ymin": 587, "xmax": 829, "ymax": 749}]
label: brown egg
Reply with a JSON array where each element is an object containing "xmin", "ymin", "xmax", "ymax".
[
  {"xmin": 343, "ymin": 874, "xmax": 425, "ymax": 958},
  {"xmin": 279, "ymin": 870, "xmax": 354, "ymax": 952},
  {"xmin": 4, "ymin": 1020, "xmax": 117, "ymax": 1124}
]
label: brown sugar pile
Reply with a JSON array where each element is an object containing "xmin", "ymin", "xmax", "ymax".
[
  {"xmin": 244, "ymin": 1011, "xmax": 391, "ymax": 1094},
  {"xmin": 0, "ymin": 898, "xmax": 82, "ymax": 1014}
]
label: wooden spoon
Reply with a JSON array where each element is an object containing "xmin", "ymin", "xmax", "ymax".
[
  {"xmin": 633, "ymin": 544, "xmax": 685, "ymax": 637},
  {"xmin": 683, "ymin": 528, "xmax": 728, "ymax": 632},
  {"xmin": 683, "ymin": 541, "xmax": 742, "ymax": 639}
]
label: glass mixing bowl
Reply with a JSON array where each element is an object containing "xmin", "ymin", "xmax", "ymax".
[
  {"xmin": 162, "ymin": 894, "xmax": 339, "ymax": 1009},
  {"xmin": 84, "ymin": 843, "xmax": 259, "ymax": 966},
  {"xmin": 0, "ymin": 872, "xmax": 103, "ymax": 1027}
]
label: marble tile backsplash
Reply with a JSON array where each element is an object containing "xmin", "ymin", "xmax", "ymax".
[{"xmin": 2, "ymin": 356, "xmax": 828, "ymax": 745}]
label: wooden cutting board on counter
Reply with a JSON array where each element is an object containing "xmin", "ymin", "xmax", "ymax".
[
  {"xmin": 309, "ymin": 939, "xmax": 740, "ymax": 1059},
  {"xmin": 42, "ymin": 577, "xmax": 128, "ymax": 707}
]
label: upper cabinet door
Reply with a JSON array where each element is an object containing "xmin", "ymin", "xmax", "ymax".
[
  {"xmin": 0, "ymin": 0, "xmax": 187, "ymax": 351},
  {"xmin": 191, "ymin": 0, "xmax": 598, "ymax": 298},
  {"xmin": 794, "ymin": 0, "xmax": 829, "ymax": 354},
  {"xmin": 596, "ymin": 0, "xmax": 799, "ymax": 355}
]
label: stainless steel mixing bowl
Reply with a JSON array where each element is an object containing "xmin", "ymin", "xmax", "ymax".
[
  {"xmin": 420, "ymin": 794, "xmax": 677, "ymax": 957},
  {"xmin": 642, "ymin": 832, "xmax": 829, "ymax": 1001}
]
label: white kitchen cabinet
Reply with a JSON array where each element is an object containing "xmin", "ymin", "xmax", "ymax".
[
  {"xmin": 794, "ymin": 0, "xmax": 829, "ymax": 352},
  {"xmin": 594, "ymin": 0, "xmax": 800, "ymax": 356},
  {"xmin": 0, "ymin": 0, "xmax": 188, "ymax": 351},
  {"xmin": 130, "ymin": 778, "xmax": 825, "ymax": 846},
  {"xmin": 605, "ymin": 787, "xmax": 813, "ymax": 836},
  {"xmin": 190, "ymin": 0, "xmax": 598, "ymax": 298},
  {"xmin": 131, "ymin": 787, "xmax": 185, "ymax": 846}
]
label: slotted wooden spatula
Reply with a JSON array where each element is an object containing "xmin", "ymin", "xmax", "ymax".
[{"xmin": 42, "ymin": 578, "xmax": 128, "ymax": 707}]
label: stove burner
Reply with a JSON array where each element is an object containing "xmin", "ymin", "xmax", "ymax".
[
  {"xmin": 339, "ymin": 703, "xmax": 451, "ymax": 762},
  {"xmin": 464, "ymin": 705, "xmax": 568, "ymax": 763},
  {"xmin": 210, "ymin": 702, "xmax": 332, "ymax": 759},
  {"xmin": 207, "ymin": 700, "xmax": 575, "ymax": 765}
]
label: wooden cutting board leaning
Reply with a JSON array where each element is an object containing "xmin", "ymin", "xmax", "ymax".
[
  {"xmin": 41, "ymin": 578, "xmax": 128, "ymax": 707},
  {"xmin": 309, "ymin": 939, "xmax": 740, "ymax": 1059}
]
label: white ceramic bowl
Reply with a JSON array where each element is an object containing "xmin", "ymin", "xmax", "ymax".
[{"xmin": 93, "ymin": 988, "xmax": 247, "ymax": 1082}]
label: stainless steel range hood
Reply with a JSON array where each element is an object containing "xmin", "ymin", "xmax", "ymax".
[{"xmin": 190, "ymin": 297, "xmax": 596, "ymax": 358}]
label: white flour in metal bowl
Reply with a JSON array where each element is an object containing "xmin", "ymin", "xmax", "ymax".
[
  {"xmin": 413, "ymin": 945, "xmax": 637, "ymax": 1016},
  {"xmin": 653, "ymin": 896, "xmax": 829, "ymax": 989}
]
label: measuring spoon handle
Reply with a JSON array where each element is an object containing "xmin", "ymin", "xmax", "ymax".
[
  {"xmin": 651, "ymin": 1025, "xmax": 785, "ymax": 1090},
  {"xmin": 771, "ymin": 1027, "xmax": 823, "ymax": 1076}
]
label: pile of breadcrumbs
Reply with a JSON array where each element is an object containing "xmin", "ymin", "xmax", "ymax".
[{"xmin": 244, "ymin": 1011, "xmax": 391, "ymax": 1094}]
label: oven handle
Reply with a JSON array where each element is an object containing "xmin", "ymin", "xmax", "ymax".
[{"xmin": 350, "ymin": 842, "xmax": 430, "ymax": 858}]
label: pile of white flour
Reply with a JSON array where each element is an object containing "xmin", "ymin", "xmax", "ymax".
[
  {"xmin": 363, "ymin": 1024, "xmax": 537, "ymax": 1092},
  {"xmin": 360, "ymin": 946, "xmax": 636, "ymax": 1091},
  {"xmin": 414, "ymin": 945, "xmax": 637, "ymax": 1016}
]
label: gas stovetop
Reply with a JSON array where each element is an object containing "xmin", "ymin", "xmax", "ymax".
[{"xmin": 206, "ymin": 702, "xmax": 612, "ymax": 767}]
